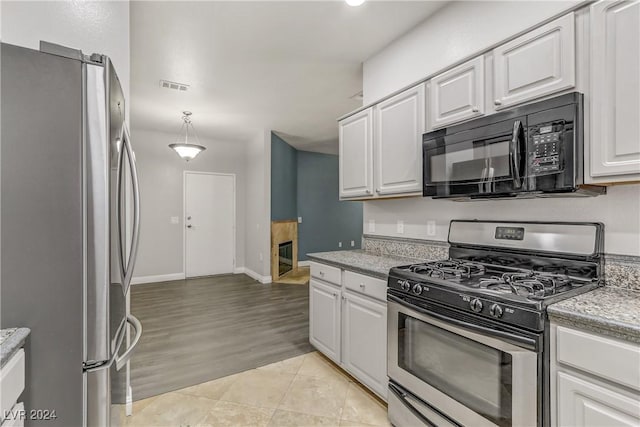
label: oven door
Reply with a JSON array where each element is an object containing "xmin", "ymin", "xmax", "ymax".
[
  {"xmin": 423, "ymin": 116, "xmax": 526, "ymax": 198},
  {"xmin": 387, "ymin": 297, "xmax": 539, "ymax": 427}
]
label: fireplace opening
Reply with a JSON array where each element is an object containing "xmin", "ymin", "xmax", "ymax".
[{"xmin": 278, "ymin": 241, "xmax": 293, "ymax": 276}]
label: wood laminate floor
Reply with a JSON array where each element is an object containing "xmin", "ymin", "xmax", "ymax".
[{"xmin": 130, "ymin": 274, "xmax": 312, "ymax": 400}]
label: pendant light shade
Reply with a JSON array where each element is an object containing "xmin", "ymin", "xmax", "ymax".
[{"xmin": 169, "ymin": 111, "xmax": 206, "ymax": 161}]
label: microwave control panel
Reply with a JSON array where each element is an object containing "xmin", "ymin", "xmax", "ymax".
[{"xmin": 529, "ymin": 121, "xmax": 564, "ymax": 176}]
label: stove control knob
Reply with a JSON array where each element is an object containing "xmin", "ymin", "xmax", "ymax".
[
  {"xmin": 412, "ymin": 284, "xmax": 423, "ymax": 295},
  {"xmin": 470, "ymin": 298, "xmax": 483, "ymax": 313},
  {"xmin": 490, "ymin": 304, "xmax": 504, "ymax": 318},
  {"xmin": 400, "ymin": 280, "xmax": 411, "ymax": 291}
]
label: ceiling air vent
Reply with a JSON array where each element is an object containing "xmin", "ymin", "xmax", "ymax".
[{"xmin": 159, "ymin": 79, "xmax": 189, "ymax": 92}]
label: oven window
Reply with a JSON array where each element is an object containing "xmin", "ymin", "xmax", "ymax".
[{"xmin": 398, "ymin": 313, "xmax": 513, "ymax": 426}]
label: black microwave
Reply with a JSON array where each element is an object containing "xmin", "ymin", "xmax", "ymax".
[{"xmin": 422, "ymin": 92, "xmax": 605, "ymax": 200}]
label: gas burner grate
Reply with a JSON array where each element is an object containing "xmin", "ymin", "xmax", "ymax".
[
  {"xmin": 479, "ymin": 271, "xmax": 584, "ymax": 299},
  {"xmin": 406, "ymin": 259, "xmax": 486, "ymax": 279}
]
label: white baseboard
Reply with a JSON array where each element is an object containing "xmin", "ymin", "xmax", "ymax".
[
  {"xmin": 298, "ymin": 260, "xmax": 311, "ymax": 267},
  {"xmin": 131, "ymin": 273, "xmax": 186, "ymax": 285},
  {"xmin": 240, "ymin": 267, "xmax": 272, "ymax": 284}
]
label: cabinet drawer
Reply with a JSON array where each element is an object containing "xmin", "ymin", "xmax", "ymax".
[
  {"xmin": 310, "ymin": 262, "xmax": 341, "ymax": 286},
  {"xmin": 0, "ymin": 350, "xmax": 25, "ymax": 424},
  {"xmin": 343, "ymin": 270, "xmax": 387, "ymax": 302},
  {"xmin": 556, "ymin": 326, "xmax": 640, "ymax": 391}
]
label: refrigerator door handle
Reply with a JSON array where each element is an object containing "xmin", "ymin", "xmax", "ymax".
[
  {"xmin": 116, "ymin": 122, "xmax": 141, "ymax": 295},
  {"xmin": 83, "ymin": 318, "xmax": 127, "ymax": 373},
  {"xmin": 115, "ymin": 314, "xmax": 143, "ymax": 371}
]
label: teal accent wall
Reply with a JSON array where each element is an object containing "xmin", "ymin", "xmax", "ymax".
[
  {"xmin": 296, "ymin": 151, "xmax": 362, "ymax": 260},
  {"xmin": 270, "ymin": 133, "xmax": 363, "ymax": 260},
  {"xmin": 271, "ymin": 133, "xmax": 298, "ymax": 221}
]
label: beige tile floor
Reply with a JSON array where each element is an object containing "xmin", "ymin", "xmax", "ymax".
[{"xmin": 124, "ymin": 351, "xmax": 390, "ymax": 427}]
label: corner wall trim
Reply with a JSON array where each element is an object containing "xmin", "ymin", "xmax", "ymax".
[
  {"xmin": 131, "ymin": 273, "xmax": 186, "ymax": 285},
  {"xmin": 240, "ymin": 267, "xmax": 272, "ymax": 284}
]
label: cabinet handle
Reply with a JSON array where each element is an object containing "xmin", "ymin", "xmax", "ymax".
[
  {"xmin": 472, "ymin": 107, "xmax": 479, "ymax": 113},
  {"xmin": 319, "ymin": 271, "xmax": 325, "ymax": 276},
  {"xmin": 359, "ymin": 283, "xmax": 365, "ymax": 289},
  {"xmin": 494, "ymin": 99, "xmax": 502, "ymax": 106},
  {"xmin": 333, "ymin": 292, "xmax": 338, "ymax": 297}
]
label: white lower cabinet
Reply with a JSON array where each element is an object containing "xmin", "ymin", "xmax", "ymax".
[
  {"xmin": 557, "ymin": 371, "xmax": 640, "ymax": 427},
  {"xmin": 342, "ymin": 291, "xmax": 387, "ymax": 398},
  {"xmin": 309, "ymin": 279, "xmax": 341, "ymax": 363},
  {"xmin": 551, "ymin": 323, "xmax": 640, "ymax": 427},
  {"xmin": 310, "ymin": 263, "xmax": 388, "ymax": 401}
]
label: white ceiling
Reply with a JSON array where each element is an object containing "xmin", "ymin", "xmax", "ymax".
[{"xmin": 130, "ymin": 1, "xmax": 446, "ymax": 153}]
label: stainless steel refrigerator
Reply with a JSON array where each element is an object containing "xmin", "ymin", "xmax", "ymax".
[{"xmin": 1, "ymin": 42, "xmax": 142, "ymax": 427}]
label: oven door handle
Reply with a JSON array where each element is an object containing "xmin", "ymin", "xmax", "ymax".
[
  {"xmin": 388, "ymin": 294, "xmax": 538, "ymax": 351},
  {"xmin": 389, "ymin": 382, "xmax": 461, "ymax": 427}
]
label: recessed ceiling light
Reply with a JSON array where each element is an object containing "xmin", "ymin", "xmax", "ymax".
[{"xmin": 345, "ymin": 0, "xmax": 366, "ymax": 6}]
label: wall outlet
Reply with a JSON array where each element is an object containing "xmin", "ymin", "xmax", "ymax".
[
  {"xmin": 368, "ymin": 219, "xmax": 376, "ymax": 233},
  {"xmin": 397, "ymin": 220, "xmax": 404, "ymax": 234},
  {"xmin": 351, "ymin": 240, "xmax": 355, "ymax": 247},
  {"xmin": 338, "ymin": 242, "xmax": 342, "ymax": 248},
  {"xmin": 298, "ymin": 216, "xmax": 302, "ymax": 223},
  {"xmin": 170, "ymin": 216, "xmax": 179, "ymax": 224},
  {"xmin": 427, "ymin": 220, "xmax": 437, "ymax": 236}
]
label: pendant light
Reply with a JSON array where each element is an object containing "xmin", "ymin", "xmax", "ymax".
[{"xmin": 169, "ymin": 111, "xmax": 206, "ymax": 161}]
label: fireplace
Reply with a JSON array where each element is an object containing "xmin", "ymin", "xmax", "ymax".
[
  {"xmin": 278, "ymin": 241, "xmax": 293, "ymax": 276},
  {"xmin": 271, "ymin": 220, "xmax": 298, "ymax": 281}
]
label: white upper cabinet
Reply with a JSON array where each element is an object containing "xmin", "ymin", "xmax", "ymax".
[
  {"xmin": 493, "ymin": 13, "xmax": 576, "ymax": 110},
  {"xmin": 588, "ymin": 0, "xmax": 640, "ymax": 182},
  {"xmin": 429, "ymin": 56, "xmax": 485, "ymax": 129},
  {"xmin": 339, "ymin": 107, "xmax": 374, "ymax": 199},
  {"xmin": 374, "ymin": 84, "xmax": 425, "ymax": 195}
]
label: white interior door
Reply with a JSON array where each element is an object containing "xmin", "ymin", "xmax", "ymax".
[{"xmin": 185, "ymin": 172, "xmax": 235, "ymax": 277}]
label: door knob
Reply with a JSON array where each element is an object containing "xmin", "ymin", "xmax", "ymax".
[
  {"xmin": 187, "ymin": 225, "xmax": 192, "ymax": 228},
  {"xmin": 494, "ymin": 99, "xmax": 502, "ymax": 106},
  {"xmin": 187, "ymin": 216, "xmax": 192, "ymax": 220}
]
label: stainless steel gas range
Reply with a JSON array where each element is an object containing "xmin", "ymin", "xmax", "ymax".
[{"xmin": 386, "ymin": 220, "xmax": 603, "ymax": 427}]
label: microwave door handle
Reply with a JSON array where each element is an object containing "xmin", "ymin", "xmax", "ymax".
[{"xmin": 510, "ymin": 120, "xmax": 523, "ymax": 189}]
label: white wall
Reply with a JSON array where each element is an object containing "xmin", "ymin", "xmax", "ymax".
[
  {"xmin": 244, "ymin": 130, "xmax": 272, "ymax": 282},
  {"xmin": 1, "ymin": 1, "xmax": 130, "ymax": 117},
  {"xmin": 221, "ymin": 128, "xmax": 275, "ymax": 284},
  {"xmin": 364, "ymin": 186, "xmax": 640, "ymax": 256},
  {"xmin": 363, "ymin": 0, "xmax": 581, "ymax": 104},
  {"xmin": 361, "ymin": 0, "xmax": 640, "ymax": 257},
  {"xmin": 131, "ymin": 128, "xmax": 247, "ymax": 280}
]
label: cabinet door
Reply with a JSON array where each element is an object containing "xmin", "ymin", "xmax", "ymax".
[
  {"xmin": 342, "ymin": 291, "xmax": 387, "ymax": 399},
  {"xmin": 493, "ymin": 13, "xmax": 575, "ymax": 110},
  {"xmin": 589, "ymin": 0, "xmax": 640, "ymax": 182},
  {"xmin": 309, "ymin": 279, "xmax": 341, "ymax": 363},
  {"xmin": 374, "ymin": 84, "xmax": 425, "ymax": 195},
  {"xmin": 557, "ymin": 371, "xmax": 640, "ymax": 426},
  {"xmin": 430, "ymin": 56, "xmax": 485, "ymax": 129},
  {"xmin": 339, "ymin": 108, "xmax": 374, "ymax": 199}
]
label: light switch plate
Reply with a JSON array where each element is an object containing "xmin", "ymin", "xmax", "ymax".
[
  {"xmin": 350, "ymin": 240, "xmax": 355, "ymax": 247},
  {"xmin": 368, "ymin": 219, "xmax": 376, "ymax": 233},
  {"xmin": 298, "ymin": 217, "xmax": 302, "ymax": 223},
  {"xmin": 397, "ymin": 220, "xmax": 404, "ymax": 234},
  {"xmin": 338, "ymin": 242, "xmax": 342, "ymax": 248}
]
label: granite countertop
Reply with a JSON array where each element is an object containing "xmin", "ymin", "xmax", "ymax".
[
  {"xmin": 0, "ymin": 327, "xmax": 30, "ymax": 368},
  {"xmin": 307, "ymin": 249, "xmax": 420, "ymax": 280},
  {"xmin": 548, "ymin": 287, "xmax": 640, "ymax": 344}
]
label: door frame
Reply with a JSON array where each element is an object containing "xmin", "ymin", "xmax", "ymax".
[{"xmin": 183, "ymin": 171, "xmax": 237, "ymax": 278}]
